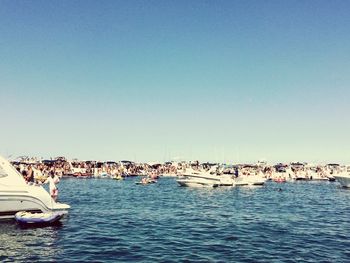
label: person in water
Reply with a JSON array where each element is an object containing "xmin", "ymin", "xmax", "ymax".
[
  {"xmin": 141, "ymin": 177, "xmax": 149, "ymax": 184},
  {"xmin": 44, "ymin": 171, "xmax": 60, "ymax": 201}
]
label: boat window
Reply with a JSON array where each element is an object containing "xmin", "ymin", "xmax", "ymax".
[{"xmin": 0, "ymin": 164, "xmax": 8, "ymax": 178}]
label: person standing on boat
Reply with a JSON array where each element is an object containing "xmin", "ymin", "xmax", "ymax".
[
  {"xmin": 234, "ymin": 167, "xmax": 239, "ymax": 178},
  {"xmin": 26, "ymin": 165, "xmax": 35, "ymax": 184},
  {"xmin": 44, "ymin": 171, "xmax": 60, "ymax": 201}
]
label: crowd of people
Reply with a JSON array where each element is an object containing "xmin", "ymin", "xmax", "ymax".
[
  {"xmin": 13, "ymin": 156, "xmax": 341, "ymax": 183},
  {"xmin": 11, "ymin": 157, "xmax": 180, "ymax": 182}
]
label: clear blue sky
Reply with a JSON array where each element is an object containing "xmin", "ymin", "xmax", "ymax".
[{"xmin": 1, "ymin": 0, "xmax": 349, "ymax": 163}]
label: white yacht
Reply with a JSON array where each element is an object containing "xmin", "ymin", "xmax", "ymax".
[
  {"xmin": 0, "ymin": 155, "xmax": 70, "ymax": 219},
  {"xmin": 233, "ymin": 174, "xmax": 266, "ymax": 186},
  {"xmin": 334, "ymin": 166, "xmax": 350, "ymax": 188},
  {"xmin": 177, "ymin": 168, "xmax": 233, "ymax": 187}
]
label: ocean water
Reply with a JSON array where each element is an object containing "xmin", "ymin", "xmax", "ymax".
[{"xmin": 1, "ymin": 178, "xmax": 350, "ymax": 262}]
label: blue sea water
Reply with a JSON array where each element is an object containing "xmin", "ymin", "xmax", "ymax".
[{"xmin": 1, "ymin": 178, "xmax": 350, "ymax": 262}]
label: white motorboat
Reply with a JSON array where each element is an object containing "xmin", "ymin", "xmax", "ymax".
[
  {"xmin": 177, "ymin": 177, "xmax": 220, "ymax": 188},
  {"xmin": 233, "ymin": 174, "xmax": 266, "ymax": 186},
  {"xmin": 0, "ymin": 155, "xmax": 70, "ymax": 219},
  {"xmin": 177, "ymin": 168, "xmax": 233, "ymax": 187},
  {"xmin": 334, "ymin": 166, "xmax": 350, "ymax": 188}
]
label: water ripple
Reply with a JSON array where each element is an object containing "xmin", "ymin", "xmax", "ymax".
[{"xmin": 0, "ymin": 179, "xmax": 349, "ymax": 262}]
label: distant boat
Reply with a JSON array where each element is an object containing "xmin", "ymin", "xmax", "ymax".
[
  {"xmin": 176, "ymin": 168, "xmax": 231, "ymax": 188},
  {"xmin": 273, "ymin": 177, "xmax": 286, "ymax": 183},
  {"xmin": 234, "ymin": 174, "xmax": 266, "ymax": 186},
  {"xmin": 334, "ymin": 166, "xmax": 350, "ymax": 188}
]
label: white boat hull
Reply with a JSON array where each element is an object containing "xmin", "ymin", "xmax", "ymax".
[
  {"xmin": 177, "ymin": 179, "xmax": 219, "ymax": 188},
  {"xmin": 233, "ymin": 175, "xmax": 266, "ymax": 186},
  {"xmin": 177, "ymin": 169, "xmax": 228, "ymax": 188},
  {"xmin": 0, "ymin": 185, "xmax": 70, "ymax": 219},
  {"xmin": 334, "ymin": 175, "xmax": 350, "ymax": 188}
]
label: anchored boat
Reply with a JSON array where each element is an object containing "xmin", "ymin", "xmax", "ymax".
[
  {"xmin": 334, "ymin": 165, "xmax": 350, "ymax": 188},
  {"xmin": 177, "ymin": 168, "xmax": 232, "ymax": 187},
  {"xmin": 0, "ymin": 155, "xmax": 70, "ymax": 220}
]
